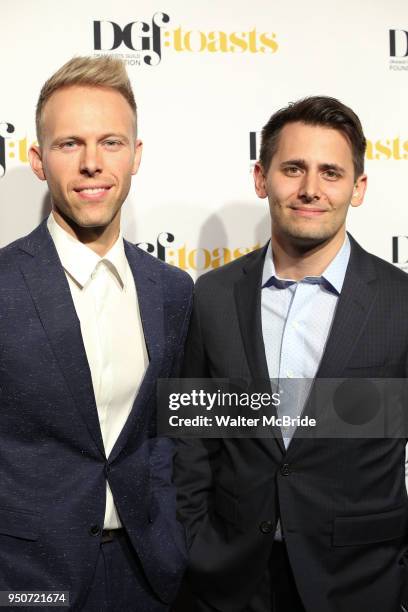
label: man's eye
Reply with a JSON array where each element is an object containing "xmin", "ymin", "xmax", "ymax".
[
  {"xmin": 284, "ymin": 166, "xmax": 301, "ymax": 176},
  {"xmin": 60, "ymin": 141, "xmax": 77, "ymax": 149},
  {"xmin": 104, "ymin": 140, "xmax": 122, "ymax": 147},
  {"xmin": 323, "ymin": 170, "xmax": 340, "ymax": 180}
]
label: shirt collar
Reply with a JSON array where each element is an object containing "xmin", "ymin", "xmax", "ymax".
[
  {"xmin": 262, "ymin": 234, "xmax": 351, "ymax": 295},
  {"xmin": 47, "ymin": 213, "xmax": 127, "ymax": 289}
]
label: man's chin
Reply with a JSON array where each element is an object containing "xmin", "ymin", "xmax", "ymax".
[
  {"xmin": 281, "ymin": 228, "xmax": 336, "ymax": 251},
  {"xmin": 60, "ymin": 211, "xmax": 117, "ymax": 232},
  {"xmin": 75, "ymin": 218, "xmax": 112, "ymax": 229}
]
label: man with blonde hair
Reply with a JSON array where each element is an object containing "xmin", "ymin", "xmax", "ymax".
[{"xmin": 0, "ymin": 56, "xmax": 192, "ymax": 611}]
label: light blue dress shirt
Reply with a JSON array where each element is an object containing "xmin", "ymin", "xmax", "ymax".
[
  {"xmin": 261, "ymin": 236, "xmax": 351, "ymax": 447},
  {"xmin": 261, "ymin": 236, "xmax": 351, "ymax": 540}
]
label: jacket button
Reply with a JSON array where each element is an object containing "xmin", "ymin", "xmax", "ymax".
[
  {"xmin": 89, "ymin": 524, "xmax": 101, "ymax": 536},
  {"xmin": 280, "ymin": 463, "xmax": 291, "ymax": 476},
  {"xmin": 259, "ymin": 521, "xmax": 273, "ymax": 534},
  {"xmin": 104, "ymin": 463, "xmax": 110, "ymax": 477}
]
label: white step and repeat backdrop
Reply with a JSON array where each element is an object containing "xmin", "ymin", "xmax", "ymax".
[{"xmin": 1, "ymin": 0, "xmax": 407, "ymax": 278}]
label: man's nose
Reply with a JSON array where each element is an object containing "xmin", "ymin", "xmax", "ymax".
[
  {"xmin": 79, "ymin": 144, "xmax": 102, "ymax": 176},
  {"xmin": 298, "ymin": 172, "xmax": 321, "ymax": 202}
]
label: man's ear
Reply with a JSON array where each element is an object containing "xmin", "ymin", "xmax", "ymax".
[
  {"xmin": 28, "ymin": 145, "xmax": 46, "ymax": 181},
  {"xmin": 253, "ymin": 162, "xmax": 268, "ymax": 199},
  {"xmin": 350, "ymin": 174, "xmax": 367, "ymax": 208},
  {"xmin": 132, "ymin": 139, "xmax": 143, "ymax": 176}
]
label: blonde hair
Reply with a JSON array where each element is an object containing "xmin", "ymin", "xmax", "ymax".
[{"xmin": 36, "ymin": 56, "xmax": 137, "ymax": 144}]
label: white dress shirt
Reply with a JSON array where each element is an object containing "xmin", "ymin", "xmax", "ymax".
[{"xmin": 47, "ymin": 213, "xmax": 148, "ymax": 529}]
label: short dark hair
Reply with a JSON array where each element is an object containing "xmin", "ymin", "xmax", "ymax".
[{"xmin": 259, "ymin": 96, "xmax": 366, "ymax": 179}]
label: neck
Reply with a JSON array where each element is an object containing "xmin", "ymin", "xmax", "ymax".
[
  {"xmin": 271, "ymin": 229, "xmax": 346, "ymax": 280},
  {"xmin": 52, "ymin": 209, "xmax": 120, "ymax": 257}
]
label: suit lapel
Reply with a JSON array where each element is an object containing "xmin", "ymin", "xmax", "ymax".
[
  {"xmin": 123, "ymin": 241, "xmax": 165, "ymax": 364},
  {"xmin": 286, "ymin": 236, "xmax": 379, "ymax": 458},
  {"xmin": 17, "ymin": 221, "xmax": 105, "ymax": 456},
  {"xmin": 234, "ymin": 245, "xmax": 286, "ymax": 455},
  {"xmin": 109, "ymin": 242, "xmax": 165, "ymax": 461},
  {"xmin": 315, "ymin": 237, "xmax": 378, "ymax": 378}
]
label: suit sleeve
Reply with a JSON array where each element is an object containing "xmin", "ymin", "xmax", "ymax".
[
  {"xmin": 173, "ymin": 288, "xmax": 221, "ymax": 548},
  {"xmin": 149, "ymin": 274, "xmax": 193, "ymax": 507},
  {"xmin": 169, "ymin": 285, "xmax": 194, "ymax": 379}
]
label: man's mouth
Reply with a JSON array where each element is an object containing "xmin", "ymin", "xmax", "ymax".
[
  {"xmin": 73, "ymin": 185, "xmax": 113, "ymax": 200},
  {"xmin": 289, "ymin": 206, "xmax": 329, "ymax": 217},
  {"xmin": 78, "ymin": 187, "xmax": 109, "ymax": 194},
  {"xmin": 74, "ymin": 185, "xmax": 112, "ymax": 193}
]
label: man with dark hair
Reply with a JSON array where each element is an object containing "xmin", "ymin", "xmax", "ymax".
[
  {"xmin": 259, "ymin": 95, "xmax": 366, "ymax": 178},
  {"xmin": 0, "ymin": 56, "xmax": 192, "ymax": 611},
  {"xmin": 174, "ymin": 96, "xmax": 408, "ymax": 612}
]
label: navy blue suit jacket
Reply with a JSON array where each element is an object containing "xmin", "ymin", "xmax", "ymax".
[{"xmin": 0, "ymin": 220, "xmax": 193, "ymax": 609}]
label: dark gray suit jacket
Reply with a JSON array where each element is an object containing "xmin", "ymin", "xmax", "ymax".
[{"xmin": 175, "ymin": 234, "xmax": 408, "ymax": 612}]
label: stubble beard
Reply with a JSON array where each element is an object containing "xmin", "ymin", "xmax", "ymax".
[{"xmin": 272, "ymin": 208, "xmax": 340, "ymax": 253}]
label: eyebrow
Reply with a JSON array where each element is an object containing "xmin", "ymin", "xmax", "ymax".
[{"xmin": 280, "ymin": 159, "xmax": 346, "ymax": 174}]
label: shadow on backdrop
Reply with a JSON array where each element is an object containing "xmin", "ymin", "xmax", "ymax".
[{"xmin": 197, "ymin": 202, "xmax": 270, "ymax": 271}]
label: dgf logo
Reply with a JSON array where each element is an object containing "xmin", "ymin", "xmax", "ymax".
[
  {"xmin": 392, "ymin": 236, "xmax": 408, "ymax": 268},
  {"xmin": 389, "ymin": 29, "xmax": 408, "ymax": 57},
  {"xmin": 0, "ymin": 122, "xmax": 15, "ymax": 178},
  {"xmin": 94, "ymin": 12, "xmax": 170, "ymax": 66},
  {"xmin": 94, "ymin": 14, "xmax": 279, "ymax": 66}
]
